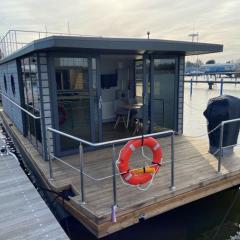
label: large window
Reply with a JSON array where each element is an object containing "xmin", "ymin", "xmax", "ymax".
[
  {"xmin": 21, "ymin": 55, "xmax": 42, "ymax": 148},
  {"xmin": 152, "ymin": 58, "xmax": 177, "ymax": 131},
  {"xmin": 55, "ymin": 57, "xmax": 91, "ymax": 152}
]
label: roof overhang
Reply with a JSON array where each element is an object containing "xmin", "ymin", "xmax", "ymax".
[{"xmin": 0, "ymin": 36, "xmax": 223, "ymax": 64}]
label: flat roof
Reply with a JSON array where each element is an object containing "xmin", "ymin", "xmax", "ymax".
[{"xmin": 0, "ymin": 35, "xmax": 223, "ymax": 64}]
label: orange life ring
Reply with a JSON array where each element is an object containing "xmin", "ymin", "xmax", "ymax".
[
  {"xmin": 118, "ymin": 137, "xmax": 163, "ymax": 185},
  {"xmin": 58, "ymin": 104, "xmax": 67, "ymax": 125}
]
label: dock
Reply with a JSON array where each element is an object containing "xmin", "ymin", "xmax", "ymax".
[
  {"xmin": 0, "ymin": 135, "xmax": 69, "ymax": 240},
  {"xmin": 2, "ymin": 111, "xmax": 240, "ymax": 238}
]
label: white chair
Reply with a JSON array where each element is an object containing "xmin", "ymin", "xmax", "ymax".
[{"xmin": 114, "ymin": 107, "xmax": 129, "ymax": 129}]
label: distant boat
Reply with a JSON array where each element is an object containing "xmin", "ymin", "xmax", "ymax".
[{"xmin": 200, "ymin": 63, "xmax": 238, "ymax": 76}]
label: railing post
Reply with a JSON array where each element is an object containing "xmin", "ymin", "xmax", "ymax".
[
  {"xmin": 47, "ymin": 129, "xmax": 53, "ymax": 180},
  {"xmin": 111, "ymin": 144, "xmax": 117, "ymax": 222},
  {"xmin": 79, "ymin": 143, "xmax": 85, "ymax": 204},
  {"xmin": 112, "ymin": 144, "xmax": 117, "ymax": 205},
  {"xmin": 190, "ymin": 78, "xmax": 193, "ymax": 98},
  {"xmin": 220, "ymin": 78, "xmax": 224, "ymax": 96},
  {"xmin": 170, "ymin": 132, "xmax": 176, "ymax": 191},
  {"xmin": 218, "ymin": 122, "xmax": 224, "ymax": 173}
]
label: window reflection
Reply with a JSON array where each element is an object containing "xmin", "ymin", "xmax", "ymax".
[
  {"xmin": 55, "ymin": 57, "xmax": 88, "ymax": 91},
  {"xmin": 135, "ymin": 60, "xmax": 143, "ymax": 98},
  {"xmin": 92, "ymin": 58, "xmax": 97, "ymax": 89},
  {"xmin": 153, "ymin": 58, "xmax": 176, "ymax": 131},
  {"xmin": 21, "ymin": 55, "xmax": 42, "ymax": 147},
  {"xmin": 54, "ymin": 57, "xmax": 91, "ymax": 152},
  {"xmin": 55, "ymin": 57, "xmax": 88, "ymax": 68}
]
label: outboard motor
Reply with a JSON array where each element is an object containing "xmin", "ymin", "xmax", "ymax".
[{"xmin": 203, "ymin": 95, "xmax": 240, "ymax": 156}]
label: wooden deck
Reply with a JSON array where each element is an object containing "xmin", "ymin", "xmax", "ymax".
[
  {"xmin": 0, "ymin": 136, "xmax": 69, "ymax": 240},
  {"xmin": 2, "ymin": 110, "xmax": 240, "ymax": 238}
]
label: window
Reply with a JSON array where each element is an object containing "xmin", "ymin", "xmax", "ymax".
[
  {"xmin": 54, "ymin": 57, "xmax": 91, "ymax": 152},
  {"xmin": 55, "ymin": 57, "xmax": 89, "ymax": 91},
  {"xmin": 4, "ymin": 74, "xmax": 7, "ymax": 91},
  {"xmin": 92, "ymin": 58, "xmax": 97, "ymax": 89},
  {"xmin": 21, "ymin": 55, "xmax": 42, "ymax": 147},
  {"xmin": 11, "ymin": 75, "xmax": 15, "ymax": 96}
]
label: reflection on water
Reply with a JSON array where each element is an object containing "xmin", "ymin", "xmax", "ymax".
[{"xmin": 62, "ymin": 80, "xmax": 240, "ymax": 240}]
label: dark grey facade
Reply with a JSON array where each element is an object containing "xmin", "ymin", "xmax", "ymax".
[{"xmin": 0, "ymin": 36, "xmax": 223, "ymax": 159}]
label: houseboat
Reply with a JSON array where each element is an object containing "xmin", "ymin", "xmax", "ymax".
[{"xmin": 3, "ymin": 30, "xmax": 240, "ymax": 238}]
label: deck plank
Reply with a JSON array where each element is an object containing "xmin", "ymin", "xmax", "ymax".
[{"xmin": 0, "ymin": 141, "xmax": 69, "ymax": 240}]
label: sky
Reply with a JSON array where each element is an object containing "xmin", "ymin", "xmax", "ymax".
[{"xmin": 0, "ymin": 0, "xmax": 239, "ymax": 63}]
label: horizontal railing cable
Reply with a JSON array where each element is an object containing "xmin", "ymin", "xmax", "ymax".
[{"xmin": 184, "ymin": 122, "xmax": 222, "ymax": 138}]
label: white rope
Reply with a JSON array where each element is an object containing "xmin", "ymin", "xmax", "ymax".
[
  {"xmin": 184, "ymin": 122, "xmax": 222, "ymax": 138},
  {"xmin": 115, "ymin": 145, "xmax": 161, "ymax": 191}
]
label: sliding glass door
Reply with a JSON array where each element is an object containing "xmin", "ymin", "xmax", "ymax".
[
  {"xmin": 134, "ymin": 57, "xmax": 150, "ymax": 133},
  {"xmin": 150, "ymin": 57, "xmax": 178, "ymax": 132},
  {"xmin": 54, "ymin": 57, "xmax": 100, "ymax": 154}
]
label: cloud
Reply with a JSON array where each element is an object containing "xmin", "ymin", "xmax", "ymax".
[{"xmin": 0, "ymin": 0, "xmax": 239, "ymax": 62}]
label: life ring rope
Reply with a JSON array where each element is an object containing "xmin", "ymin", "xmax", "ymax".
[
  {"xmin": 116, "ymin": 137, "xmax": 163, "ymax": 191},
  {"xmin": 116, "ymin": 157, "xmax": 159, "ymax": 191}
]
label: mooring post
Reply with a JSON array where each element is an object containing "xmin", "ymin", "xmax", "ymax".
[
  {"xmin": 190, "ymin": 78, "xmax": 193, "ymax": 98},
  {"xmin": 218, "ymin": 122, "xmax": 224, "ymax": 173},
  {"xmin": 170, "ymin": 132, "xmax": 176, "ymax": 190},
  {"xmin": 79, "ymin": 143, "xmax": 85, "ymax": 204},
  {"xmin": 220, "ymin": 78, "xmax": 224, "ymax": 96}
]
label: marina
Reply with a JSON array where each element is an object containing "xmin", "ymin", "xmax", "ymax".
[
  {"xmin": 0, "ymin": 134, "xmax": 69, "ymax": 240},
  {"xmin": 1, "ymin": 29, "xmax": 240, "ymax": 239}
]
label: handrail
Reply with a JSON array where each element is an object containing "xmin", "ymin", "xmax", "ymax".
[
  {"xmin": 4, "ymin": 29, "xmax": 102, "ymax": 38},
  {"xmin": 46, "ymin": 126, "xmax": 175, "ymax": 208},
  {"xmin": 47, "ymin": 127, "xmax": 174, "ymax": 147},
  {"xmin": 0, "ymin": 91, "xmax": 41, "ymax": 119},
  {"xmin": 0, "ymin": 29, "xmax": 102, "ymax": 60},
  {"xmin": 218, "ymin": 118, "xmax": 240, "ymax": 172}
]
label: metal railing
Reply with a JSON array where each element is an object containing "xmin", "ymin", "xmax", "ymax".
[
  {"xmin": 0, "ymin": 90, "xmax": 41, "ymax": 119},
  {"xmin": 0, "ymin": 90, "xmax": 42, "ymax": 151},
  {"xmin": 46, "ymin": 127, "xmax": 175, "ymax": 208},
  {"xmin": 218, "ymin": 118, "xmax": 240, "ymax": 173},
  {"xmin": 0, "ymin": 29, "xmax": 101, "ymax": 59},
  {"xmin": 185, "ymin": 77, "xmax": 240, "ymax": 98}
]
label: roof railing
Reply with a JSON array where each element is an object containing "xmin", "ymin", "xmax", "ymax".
[{"xmin": 0, "ymin": 29, "xmax": 101, "ymax": 60}]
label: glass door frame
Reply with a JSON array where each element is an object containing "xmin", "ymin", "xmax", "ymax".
[
  {"xmin": 49, "ymin": 53, "xmax": 102, "ymax": 156},
  {"xmin": 90, "ymin": 57, "xmax": 102, "ymax": 143},
  {"xmin": 142, "ymin": 54, "xmax": 150, "ymax": 133},
  {"xmin": 132, "ymin": 54, "xmax": 151, "ymax": 134},
  {"xmin": 149, "ymin": 55, "xmax": 179, "ymax": 132}
]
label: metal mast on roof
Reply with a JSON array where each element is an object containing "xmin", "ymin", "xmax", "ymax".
[
  {"xmin": 188, "ymin": 32, "xmax": 199, "ymax": 42},
  {"xmin": 147, "ymin": 32, "xmax": 150, "ymax": 39}
]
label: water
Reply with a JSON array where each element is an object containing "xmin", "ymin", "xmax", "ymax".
[
  {"xmin": 184, "ymin": 79, "xmax": 240, "ymax": 137},
  {"xmin": 60, "ymin": 79, "xmax": 240, "ymax": 240}
]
